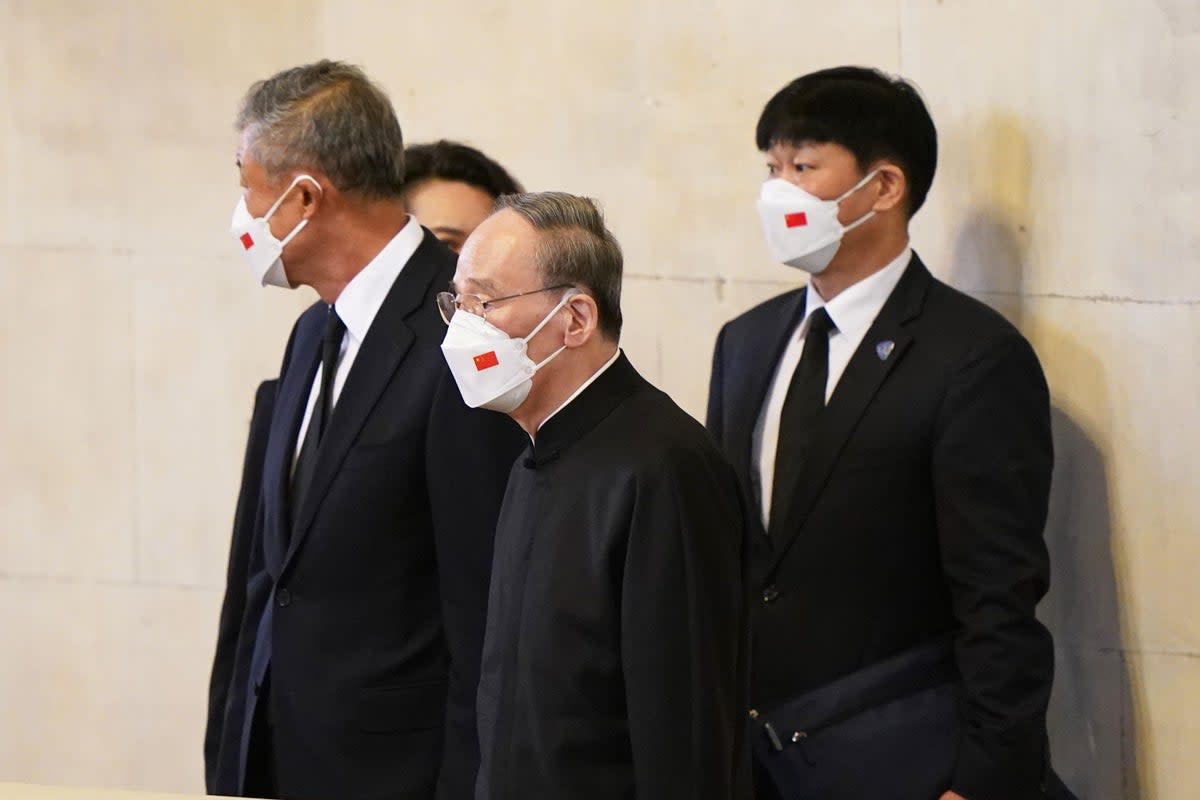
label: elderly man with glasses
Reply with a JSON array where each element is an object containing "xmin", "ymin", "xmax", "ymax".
[{"xmin": 436, "ymin": 191, "xmax": 752, "ymax": 800}]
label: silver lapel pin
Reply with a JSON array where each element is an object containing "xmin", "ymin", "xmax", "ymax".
[{"xmin": 876, "ymin": 340, "xmax": 895, "ymax": 361}]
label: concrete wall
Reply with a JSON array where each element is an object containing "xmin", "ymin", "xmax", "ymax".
[{"xmin": 0, "ymin": 1, "xmax": 1196, "ymax": 796}]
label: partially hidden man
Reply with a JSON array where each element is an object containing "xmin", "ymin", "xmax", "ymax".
[
  {"xmin": 208, "ymin": 60, "xmax": 525, "ymax": 800},
  {"xmin": 439, "ymin": 192, "xmax": 751, "ymax": 800},
  {"xmin": 707, "ymin": 67, "xmax": 1075, "ymax": 800}
]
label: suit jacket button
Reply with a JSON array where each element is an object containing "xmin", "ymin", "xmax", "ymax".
[
  {"xmin": 762, "ymin": 585, "xmax": 780, "ymax": 604},
  {"xmin": 277, "ymin": 588, "xmax": 292, "ymax": 607}
]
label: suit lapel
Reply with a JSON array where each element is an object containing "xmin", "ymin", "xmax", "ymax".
[
  {"xmin": 761, "ymin": 256, "xmax": 932, "ymax": 582},
  {"xmin": 260, "ymin": 316, "xmax": 322, "ymax": 576},
  {"xmin": 281, "ymin": 233, "xmax": 446, "ymax": 572},
  {"xmin": 729, "ymin": 288, "xmax": 807, "ymax": 533}
]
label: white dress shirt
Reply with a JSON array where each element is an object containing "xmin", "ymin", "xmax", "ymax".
[
  {"xmin": 291, "ymin": 216, "xmax": 425, "ymax": 470},
  {"xmin": 752, "ymin": 247, "xmax": 912, "ymax": 528}
]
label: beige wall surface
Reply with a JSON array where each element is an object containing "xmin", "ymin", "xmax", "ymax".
[{"xmin": 0, "ymin": 0, "xmax": 1196, "ymax": 797}]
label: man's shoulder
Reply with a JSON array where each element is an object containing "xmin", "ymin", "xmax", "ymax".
[
  {"xmin": 917, "ymin": 270, "xmax": 1028, "ymax": 352},
  {"xmin": 280, "ymin": 299, "xmax": 329, "ymax": 362},
  {"xmin": 613, "ymin": 382, "xmax": 730, "ymax": 470},
  {"xmin": 602, "ymin": 387, "xmax": 742, "ymax": 520},
  {"xmin": 721, "ymin": 286, "xmax": 804, "ymax": 341},
  {"xmin": 410, "ymin": 227, "xmax": 458, "ymax": 280},
  {"xmin": 354, "ymin": 229, "xmax": 457, "ymax": 343},
  {"xmin": 297, "ymin": 298, "xmax": 328, "ymax": 324},
  {"xmin": 396, "ymin": 231, "xmax": 457, "ymax": 330}
]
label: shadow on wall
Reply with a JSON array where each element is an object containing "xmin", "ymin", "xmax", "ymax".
[
  {"xmin": 946, "ymin": 113, "xmax": 1139, "ymax": 799},
  {"xmin": 1043, "ymin": 403, "xmax": 1140, "ymax": 800}
]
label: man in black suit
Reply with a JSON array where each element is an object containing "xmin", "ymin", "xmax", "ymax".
[
  {"xmin": 206, "ymin": 139, "xmax": 526, "ymax": 791},
  {"xmin": 707, "ymin": 67, "xmax": 1068, "ymax": 800},
  {"xmin": 207, "ymin": 60, "xmax": 524, "ymax": 800},
  {"xmin": 206, "ymin": 138, "xmax": 526, "ymax": 799}
]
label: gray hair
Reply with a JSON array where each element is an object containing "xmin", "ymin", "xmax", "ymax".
[
  {"xmin": 494, "ymin": 192, "xmax": 624, "ymax": 340},
  {"xmin": 235, "ymin": 60, "xmax": 405, "ymax": 199}
]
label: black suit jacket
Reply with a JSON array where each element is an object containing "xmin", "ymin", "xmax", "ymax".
[
  {"xmin": 205, "ymin": 378, "xmax": 277, "ymax": 789},
  {"xmin": 208, "ymin": 230, "xmax": 525, "ymax": 800},
  {"xmin": 707, "ymin": 254, "xmax": 1056, "ymax": 800}
]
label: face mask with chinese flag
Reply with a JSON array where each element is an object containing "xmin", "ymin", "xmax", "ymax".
[
  {"xmin": 440, "ymin": 290, "xmax": 579, "ymax": 413},
  {"xmin": 230, "ymin": 174, "xmax": 322, "ymax": 289},
  {"xmin": 756, "ymin": 170, "xmax": 879, "ymax": 274}
]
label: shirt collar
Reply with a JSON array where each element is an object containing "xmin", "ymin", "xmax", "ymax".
[
  {"xmin": 535, "ymin": 347, "xmax": 622, "ymax": 437},
  {"xmin": 334, "ymin": 215, "xmax": 424, "ymax": 343},
  {"xmin": 527, "ymin": 350, "xmax": 642, "ymax": 466},
  {"xmin": 803, "ymin": 245, "xmax": 912, "ymax": 338}
]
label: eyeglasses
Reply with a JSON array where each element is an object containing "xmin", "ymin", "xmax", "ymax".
[{"xmin": 436, "ymin": 284, "xmax": 574, "ymax": 325}]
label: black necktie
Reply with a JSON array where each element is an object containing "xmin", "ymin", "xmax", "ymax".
[
  {"xmin": 769, "ymin": 306, "xmax": 836, "ymax": 535},
  {"xmin": 289, "ymin": 305, "xmax": 346, "ymax": 529}
]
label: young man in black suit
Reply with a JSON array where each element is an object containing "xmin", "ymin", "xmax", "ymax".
[
  {"xmin": 707, "ymin": 67, "xmax": 1070, "ymax": 800},
  {"xmin": 206, "ymin": 60, "xmax": 524, "ymax": 800}
]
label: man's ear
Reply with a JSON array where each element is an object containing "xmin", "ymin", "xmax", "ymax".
[
  {"xmin": 871, "ymin": 162, "xmax": 908, "ymax": 214},
  {"xmin": 296, "ymin": 174, "xmax": 327, "ymax": 221},
  {"xmin": 562, "ymin": 292, "xmax": 599, "ymax": 348}
]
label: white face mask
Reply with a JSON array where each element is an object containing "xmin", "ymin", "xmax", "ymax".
[
  {"xmin": 230, "ymin": 174, "xmax": 322, "ymax": 289},
  {"xmin": 441, "ymin": 290, "xmax": 578, "ymax": 413},
  {"xmin": 755, "ymin": 170, "xmax": 879, "ymax": 274}
]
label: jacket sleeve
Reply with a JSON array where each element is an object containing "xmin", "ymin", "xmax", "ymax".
[
  {"xmin": 425, "ymin": 370, "xmax": 525, "ymax": 800},
  {"xmin": 932, "ymin": 333, "xmax": 1055, "ymax": 800},
  {"xmin": 706, "ymin": 324, "xmax": 729, "ymax": 439},
  {"xmin": 204, "ymin": 378, "xmax": 276, "ymax": 789},
  {"xmin": 206, "ymin": 314, "xmax": 305, "ymax": 792},
  {"xmin": 621, "ymin": 448, "xmax": 750, "ymax": 800}
]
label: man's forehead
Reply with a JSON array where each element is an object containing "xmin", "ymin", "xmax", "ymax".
[
  {"xmin": 457, "ymin": 275, "xmax": 501, "ymax": 295},
  {"xmin": 236, "ymin": 128, "xmax": 263, "ymax": 170},
  {"xmin": 456, "ymin": 213, "xmax": 536, "ymax": 285},
  {"xmin": 236, "ymin": 144, "xmax": 254, "ymax": 172},
  {"xmin": 766, "ymin": 139, "xmax": 848, "ymax": 160},
  {"xmin": 460, "ymin": 212, "xmax": 532, "ymax": 262},
  {"xmin": 238, "ymin": 126, "xmax": 257, "ymax": 153}
]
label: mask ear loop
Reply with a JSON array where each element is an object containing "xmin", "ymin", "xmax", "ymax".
[
  {"xmin": 835, "ymin": 168, "xmax": 881, "ymax": 203},
  {"xmin": 524, "ymin": 288, "xmax": 582, "ymax": 369},
  {"xmin": 262, "ymin": 174, "xmax": 324, "ymax": 246},
  {"xmin": 836, "ymin": 169, "xmax": 882, "ymax": 233}
]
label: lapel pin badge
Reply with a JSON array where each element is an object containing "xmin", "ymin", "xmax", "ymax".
[{"xmin": 876, "ymin": 340, "xmax": 895, "ymax": 361}]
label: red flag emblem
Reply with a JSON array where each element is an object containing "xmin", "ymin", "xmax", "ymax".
[
  {"xmin": 784, "ymin": 212, "xmax": 808, "ymax": 228},
  {"xmin": 473, "ymin": 351, "xmax": 500, "ymax": 371},
  {"xmin": 240, "ymin": 232, "xmax": 255, "ymax": 250}
]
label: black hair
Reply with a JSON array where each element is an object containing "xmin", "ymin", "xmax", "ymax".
[
  {"xmin": 756, "ymin": 66, "xmax": 938, "ymax": 215},
  {"xmin": 401, "ymin": 140, "xmax": 523, "ymax": 200}
]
